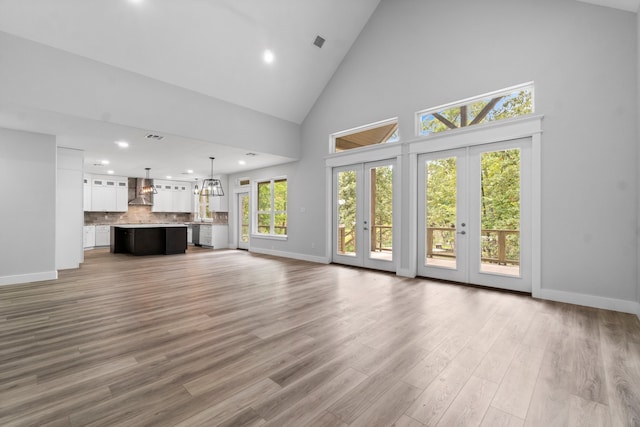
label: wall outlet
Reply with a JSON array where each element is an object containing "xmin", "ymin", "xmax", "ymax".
[{"xmin": 311, "ymin": 242, "xmax": 315, "ymax": 249}]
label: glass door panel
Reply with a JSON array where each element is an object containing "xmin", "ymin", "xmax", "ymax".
[
  {"xmin": 479, "ymin": 148, "xmax": 520, "ymax": 276},
  {"xmin": 238, "ymin": 192, "xmax": 249, "ymax": 250},
  {"xmin": 425, "ymin": 156, "xmax": 458, "ymax": 270},
  {"xmin": 337, "ymin": 170, "xmax": 358, "ymax": 257},
  {"xmin": 368, "ymin": 164, "xmax": 393, "ymax": 261},
  {"xmin": 418, "ymin": 149, "xmax": 467, "ymax": 283}
]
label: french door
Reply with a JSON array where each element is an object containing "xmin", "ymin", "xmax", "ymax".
[
  {"xmin": 237, "ymin": 192, "xmax": 249, "ymax": 250},
  {"xmin": 332, "ymin": 160, "xmax": 395, "ymax": 272},
  {"xmin": 418, "ymin": 138, "xmax": 532, "ymax": 292}
]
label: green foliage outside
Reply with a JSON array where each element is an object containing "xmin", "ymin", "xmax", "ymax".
[
  {"xmin": 257, "ymin": 179, "xmax": 287, "ymax": 235},
  {"xmin": 337, "ymin": 167, "xmax": 393, "ymax": 254},
  {"xmin": 425, "ymin": 150, "xmax": 520, "ymax": 264},
  {"xmin": 337, "ymin": 170, "xmax": 357, "ymax": 253},
  {"xmin": 240, "ymin": 195, "xmax": 249, "ymax": 242},
  {"xmin": 420, "ymin": 89, "xmax": 533, "ymax": 135}
]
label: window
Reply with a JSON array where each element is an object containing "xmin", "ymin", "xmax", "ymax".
[
  {"xmin": 255, "ymin": 177, "xmax": 287, "ymax": 237},
  {"xmin": 331, "ymin": 118, "xmax": 399, "ymax": 153},
  {"xmin": 417, "ymin": 83, "xmax": 534, "ymax": 136}
]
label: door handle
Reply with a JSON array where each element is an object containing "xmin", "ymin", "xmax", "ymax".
[
  {"xmin": 457, "ymin": 231, "xmax": 466, "ymax": 235},
  {"xmin": 364, "ymin": 227, "xmax": 369, "ymax": 231}
]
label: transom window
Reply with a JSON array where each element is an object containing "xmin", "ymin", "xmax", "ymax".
[
  {"xmin": 417, "ymin": 83, "xmax": 534, "ymax": 136},
  {"xmin": 254, "ymin": 177, "xmax": 287, "ymax": 237},
  {"xmin": 331, "ymin": 118, "xmax": 399, "ymax": 153}
]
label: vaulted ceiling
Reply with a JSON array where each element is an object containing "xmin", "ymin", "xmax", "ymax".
[
  {"xmin": 0, "ymin": 0, "xmax": 635, "ymax": 179},
  {"xmin": 0, "ymin": 0, "xmax": 381, "ymax": 178}
]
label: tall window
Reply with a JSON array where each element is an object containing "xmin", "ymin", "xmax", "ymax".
[{"xmin": 255, "ymin": 177, "xmax": 287, "ymax": 237}]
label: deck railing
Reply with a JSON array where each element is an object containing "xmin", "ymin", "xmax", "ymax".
[
  {"xmin": 427, "ymin": 227, "xmax": 520, "ymax": 265},
  {"xmin": 337, "ymin": 225, "xmax": 519, "ymax": 265}
]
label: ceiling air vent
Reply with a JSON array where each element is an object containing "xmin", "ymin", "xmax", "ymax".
[
  {"xmin": 145, "ymin": 134, "xmax": 165, "ymax": 141},
  {"xmin": 313, "ymin": 35, "xmax": 326, "ymax": 49}
]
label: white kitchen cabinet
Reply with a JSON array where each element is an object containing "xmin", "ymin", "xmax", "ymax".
[
  {"xmin": 94, "ymin": 225, "xmax": 111, "ymax": 246},
  {"xmin": 172, "ymin": 183, "xmax": 192, "ymax": 213},
  {"xmin": 83, "ymin": 176, "xmax": 92, "ymax": 211},
  {"xmin": 152, "ymin": 180, "xmax": 173, "ymax": 212},
  {"xmin": 193, "ymin": 224, "xmax": 227, "ymax": 248},
  {"xmin": 83, "ymin": 225, "xmax": 95, "ymax": 248},
  {"xmin": 88, "ymin": 174, "xmax": 127, "ymax": 212},
  {"xmin": 91, "ymin": 177, "xmax": 113, "ymax": 211},
  {"xmin": 212, "ymin": 225, "xmax": 228, "ymax": 249},
  {"xmin": 153, "ymin": 180, "xmax": 192, "ymax": 213},
  {"xmin": 115, "ymin": 180, "xmax": 128, "ymax": 212}
]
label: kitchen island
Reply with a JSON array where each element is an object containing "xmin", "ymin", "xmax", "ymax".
[{"xmin": 110, "ymin": 224, "xmax": 187, "ymax": 255}]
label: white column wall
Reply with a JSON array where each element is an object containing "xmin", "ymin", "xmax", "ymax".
[
  {"xmin": 0, "ymin": 127, "xmax": 56, "ymax": 285},
  {"xmin": 56, "ymin": 147, "xmax": 84, "ymax": 270}
]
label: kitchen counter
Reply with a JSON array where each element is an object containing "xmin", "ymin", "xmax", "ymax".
[
  {"xmin": 114, "ymin": 223, "xmax": 188, "ymax": 228},
  {"xmin": 110, "ymin": 224, "xmax": 187, "ymax": 255}
]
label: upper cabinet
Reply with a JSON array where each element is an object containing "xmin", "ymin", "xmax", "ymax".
[
  {"xmin": 85, "ymin": 174, "xmax": 128, "ymax": 212},
  {"xmin": 152, "ymin": 180, "xmax": 193, "ymax": 213},
  {"xmin": 83, "ymin": 175, "xmax": 194, "ymax": 213}
]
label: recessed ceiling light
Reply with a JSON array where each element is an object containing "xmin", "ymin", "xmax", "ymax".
[
  {"xmin": 129, "ymin": 0, "xmax": 143, "ymax": 4},
  {"xmin": 186, "ymin": 169, "xmax": 194, "ymax": 174},
  {"xmin": 238, "ymin": 160, "xmax": 246, "ymax": 165},
  {"xmin": 101, "ymin": 159, "xmax": 110, "ymax": 165},
  {"xmin": 263, "ymin": 49, "xmax": 275, "ymax": 64},
  {"xmin": 115, "ymin": 140, "xmax": 129, "ymax": 148},
  {"xmin": 107, "ymin": 170, "xmax": 115, "ymax": 175},
  {"xmin": 166, "ymin": 175, "xmax": 172, "ymax": 179}
]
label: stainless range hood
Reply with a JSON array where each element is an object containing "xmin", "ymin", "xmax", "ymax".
[{"xmin": 128, "ymin": 177, "xmax": 155, "ymax": 206}]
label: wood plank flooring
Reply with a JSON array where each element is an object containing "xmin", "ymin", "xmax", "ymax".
[{"xmin": 1, "ymin": 248, "xmax": 640, "ymax": 426}]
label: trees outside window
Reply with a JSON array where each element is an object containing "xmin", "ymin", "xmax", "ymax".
[{"xmin": 256, "ymin": 178, "xmax": 287, "ymax": 236}]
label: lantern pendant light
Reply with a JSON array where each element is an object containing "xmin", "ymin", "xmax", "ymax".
[
  {"xmin": 140, "ymin": 167, "xmax": 157, "ymax": 195},
  {"xmin": 193, "ymin": 178, "xmax": 199, "ymax": 195},
  {"xmin": 200, "ymin": 157, "xmax": 224, "ymax": 197}
]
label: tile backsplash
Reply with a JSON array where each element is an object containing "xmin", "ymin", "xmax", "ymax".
[{"xmin": 84, "ymin": 205, "xmax": 228, "ymax": 225}]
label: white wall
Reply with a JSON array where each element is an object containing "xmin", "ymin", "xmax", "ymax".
[
  {"xmin": 0, "ymin": 31, "xmax": 301, "ymax": 160},
  {"xmin": 0, "ymin": 127, "xmax": 57, "ymax": 285},
  {"xmin": 56, "ymin": 147, "xmax": 84, "ymax": 270},
  {"xmin": 228, "ymin": 162, "xmax": 326, "ymax": 262},
  {"xmin": 294, "ymin": 0, "xmax": 637, "ymax": 310}
]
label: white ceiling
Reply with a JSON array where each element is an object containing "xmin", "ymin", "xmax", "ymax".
[
  {"xmin": 0, "ymin": 0, "xmax": 381, "ymax": 179},
  {"xmin": 0, "ymin": 0, "xmax": 635, "ymax": 180},
  {"xmin": 0, "ymin": 0, "xmax": 381, "ymax": 124}
]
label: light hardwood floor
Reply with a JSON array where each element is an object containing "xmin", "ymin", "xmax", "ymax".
[{"xmin": 1, "ymin": 248, "xmax": 639, "ymax": 426}]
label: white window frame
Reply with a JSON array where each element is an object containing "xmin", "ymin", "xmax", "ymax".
[
  {"xmin": 252, "ymin": 176, "xmax": 287, "ymax": 240},
  {"xmin": 415, "ymin": 82, "xmax": 535, "ymax": 137}
]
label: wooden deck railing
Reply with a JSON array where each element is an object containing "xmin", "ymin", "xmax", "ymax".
[
  {"xmin": 427, "ymin": 227, "xmax": 520, "ymax": 265},
  {"xmin": 337, "ymin": 225, "xmax": 518, "ymax": 265}
]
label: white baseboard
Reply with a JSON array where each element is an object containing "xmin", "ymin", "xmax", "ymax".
[
  {"xmin": 537, "ymin": 288, "xmax": 640, "ymax": 316},
  {"xmin": 0, "ymin": 271, "xmax": 58, "ymax": 286},
  {"xmin": 249, "ymin": 247, "xmax": 330, "ymax": 264}
]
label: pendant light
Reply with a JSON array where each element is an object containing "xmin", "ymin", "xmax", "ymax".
[
  {"xmin": 140, "ymin": 167, "xmax": 157, "ymax": 194},
  {"xmin": 193, "ymin": 178, "xmax": 199, "ymax": 195},
  {"xmin": 200, "ymin": 157, "xmax": 224, "ymax": 197}
]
